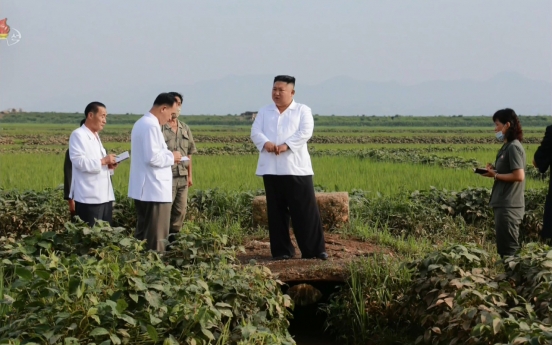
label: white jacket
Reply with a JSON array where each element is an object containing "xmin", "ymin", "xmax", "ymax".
[
  {"xmin": 251, "ymin": 100, "xmax": 314, "ymax": 176},
  {"xmin": 69, "ymin": 125, "xmax": 115, "ymax": 204},
  {"xmin": 128, "ymin": 113, "xmax": 174, "ymax": 202}
]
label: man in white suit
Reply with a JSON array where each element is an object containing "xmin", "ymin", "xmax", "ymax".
[
  {"xmin": 129, "ymin": 93, "xmax": 182, "ymax": 252},
  {"xmin": 251, "ymin": 75, "xmax": 327, "ymax": 261},
  {"xmin": 69, "ymin": 102, "xmax": 117, "ymax": 226}
]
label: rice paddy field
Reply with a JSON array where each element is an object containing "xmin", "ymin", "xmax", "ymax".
[{"xmin": 1, "ymin": 115, "xmax": 550, "ymax": 194}]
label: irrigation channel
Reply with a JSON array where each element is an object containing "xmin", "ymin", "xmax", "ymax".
[{"xmin": 284, "ymin": 280, "xmax": 345, "ymax": 345}]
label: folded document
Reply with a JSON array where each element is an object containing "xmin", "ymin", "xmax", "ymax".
[{"xmin": 115, "ymin": 151, "xmax": 130, "ymax": 163}]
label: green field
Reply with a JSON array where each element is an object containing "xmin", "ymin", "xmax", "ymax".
[
  {"xmin": 1, "ymin": 114, "xmax": 550, "ymax": 194},
  {"xmin": 2, "ymin": 153, "xmax": 548, "ymax": 194}
]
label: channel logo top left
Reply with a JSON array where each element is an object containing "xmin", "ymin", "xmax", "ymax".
[{"xmin": 0, "ymin": 18, "xmax": 22, "ymax": 46}]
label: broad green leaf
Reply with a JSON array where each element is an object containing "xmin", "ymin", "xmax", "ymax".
[
  {"xmin": 49, "ymin": 334, "xmax": 63, "ymax": 344},
  {"xmin": 148, "ymin": 284, "xmax": 164, "ymax": 292},
  {"xmin": 150, "ymin": 314, "xmax": 162, "ymax": 325},
  {"xmin": 118, "ymin": 314, "xmax": 136, "ymax": 326},
  {"xmin": 512, "ymin": 337, "xmax": 529, "ymax": 345},
  {"xmin": 129, "ymin": 293, "xmax": 139, "ymax": 303},
  {"xmin": 116, "ymin": 299, "xmax": 128, "ymax": 314},
  {"xmin": 87, "ymin": 307, "xmax": 98, "ymax": 316},
  {"xmin": 163, "ymin": 335, "xmax": 179, "ymax": 345},
  {"xmin": 215, "ymin": 302, "xmax": 232, "ymax": 308},
  {"xmin": 117, "ymin": 328, "xmax": 131, "ymax": 338},
  {"xmin": 241, "ymin": 325, "xmax": 257, "ymax": 338},
  {"xmin": 2, "ymin": 294, "xmax": 15, "ymax": 304},
  {"xmin": 64, "ymin": 338, "xmax": 79, "ymax": 345},
  {"xmin": 110, "ymin": 333, "xmax": 122, "ymax": 345},
  {"xmin": 542, "ymin": 260, "xmax": 552, "ymax": 268},
  {"xmin": 35, "ymin": 270, "xmax": 51, "ymax": 280},
  {"xmin": 219, "ymin": 309, "xmax": 233, "ymax": 318},
  {"xmin": 41, "ymin": 231, "xmax": 56, "ymax": 239},
  {"xmin": 147, "ymin": 325, "xmax": 158, "ymax": 342},
  {"xmin": 37, "ymin": 241, "xmax": 52, "ymax": 249},
  {"xmin": 106, "ymin": 299, "xmax": 118, "ymax": 314},
  {"xmin": 197, "ymin": 280, "xmax": 209, "ymax": 291},
  {"xmin": 84, "ymin": 277, "xmax": 97, "ymax": 286},
  {"xmin": 145, "ymin": 291, "xmax": 160, "ymax": 308},
  {"xmin": 202, "ymin": 328, "xmax": 215, "ymax": 341},
  {"xmin": 119, "ymin": 238, "xmax": 132, "ymax": 247},
  {"xmin": 492, "ymin": 318, "xmax": 501, "ymax": 335},
  {"xmin": 130, "ymin": 277, "xmax": 147, "ymax": 291},
  {"xmin": 518, "ymin": 322, "xmax": 530, "ymax": 331},
  {"xmin": 15, "ymin": 266, "xmax": 33, "ymax": 281},
  {"xmin": 90, "ymin": 327, "xmax": 110, "ymax": 337}
]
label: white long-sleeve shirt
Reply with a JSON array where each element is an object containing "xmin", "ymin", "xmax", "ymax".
[
  {"xmin": 69, "ymin": 125, "xmax": 115, "ymax": 204},
  {"xmin": 251, "ymin": 100, "xmax": 314, "ymax": 176},
  {"xmin": 128, "ymin": 112, "xmax": 175, "ymax": 202}
]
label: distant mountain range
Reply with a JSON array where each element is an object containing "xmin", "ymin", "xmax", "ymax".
[{"xmin": 21, "ymin": 72, "xmax": 552, "ymax": 115}]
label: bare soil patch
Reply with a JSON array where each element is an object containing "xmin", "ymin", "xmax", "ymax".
[{"xmin": 237, "ymin": 233, "xmax": 392, "ymax": 282}]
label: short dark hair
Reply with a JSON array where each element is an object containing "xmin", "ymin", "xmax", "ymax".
[
  {"xmin": 153, "ymin": 93, "xmax": 177, "ymax": 107},
  {"xmin": 169, "ymin": 92, "xmax": 183, "ymax": 103},
  {"xmin": 492, "ymin": 108, "xmax": 523, "ymax": 142},
  {"xmin": 273, "ymin": 75, "xmax": 295, "ymax": 86},
  {"xmin": 84, "ymin": 101, "xmax": 106, "ymax": 118},
  {"xmin": 79, "ymin": 119, "xmax": 85, "ymax": 126}
]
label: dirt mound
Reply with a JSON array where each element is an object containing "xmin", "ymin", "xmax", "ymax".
[
  {"xmin": 237, "ymin": 233, "xmax": 390, "ymax": 282},
  {"xmin": 252, "ymin": 192, "xmax": 350, "ymax": 232}
]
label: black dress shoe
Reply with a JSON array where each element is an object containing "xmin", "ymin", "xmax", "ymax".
[
  {"xmin": 273, "ymin": 255, "xmax": 293, "ymax": 261},
  {"xmin": 301, "ymin": 252, "xmax": 329, "ymax": 260},
  {"xmin": 317, "ymin": 252, "xmax": 328, "ymax": 260}
]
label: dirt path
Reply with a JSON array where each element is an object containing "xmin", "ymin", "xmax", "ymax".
[{"xmin": 237, "ymin": 233, "xmax": 391, "ymax": 282}]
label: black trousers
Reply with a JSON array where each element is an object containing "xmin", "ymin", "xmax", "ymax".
[
  {"xmin": 134, "ymin": 200, "xmax": 172, "ymax": 253},
  {"xmin": 541, "ymin": 195, "xmax": 552, "ymax": 240},
  {"xmin": 262, "ymin": 175, "xmax": 326, "ymax": 258},
  {"xmin": 74, "ymin": 201, "xmax": 113, "ymax": 227}
]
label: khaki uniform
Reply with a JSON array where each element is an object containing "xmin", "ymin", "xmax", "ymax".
[{"xmin": 162, "ymin": 121, "xmax": 197, "ymax": 234}]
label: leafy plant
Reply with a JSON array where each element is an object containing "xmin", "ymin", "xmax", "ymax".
[{"xmin": 0, "ymin": 222, "xmax": 294, "ymax": 344}]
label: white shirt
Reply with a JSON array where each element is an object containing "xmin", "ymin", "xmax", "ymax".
[
  {"xmin": 128, "ymin": 112, "xmax": 174, "ymax": 202},
  {"xmin": 69, "ymin": 125, "xmax": 115, "ymax": 204},
  {"xmin": 251, "ymin": 100, "xmax": 314, "ymax": 176}
]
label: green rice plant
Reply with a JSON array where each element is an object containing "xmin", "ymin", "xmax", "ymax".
[{"xmin": 324, "ymin": 254, "xmax": 413, "ymax": 344}]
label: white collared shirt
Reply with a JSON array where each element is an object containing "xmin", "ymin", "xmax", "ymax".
[
  {"xmin": 251, "ymin": 100, "xmax": 315, "ymax": 176},
  {"xmin": 69, "ymin": 125, "xmax": 115, "ymax": 204}
]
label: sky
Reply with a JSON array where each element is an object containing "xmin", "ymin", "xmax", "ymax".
[{"xmin": 0, "ymin": 0, "xmax": 551, "ymax": 114}]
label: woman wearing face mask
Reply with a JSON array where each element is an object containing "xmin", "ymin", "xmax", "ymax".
[{"xmin": 481, "ymin": 108, "xmax": 526, "ymax": 258}]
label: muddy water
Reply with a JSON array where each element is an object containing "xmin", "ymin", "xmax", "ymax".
[
  {"xmin": 285, "ymin": 281, "xmax": 345, "ymax": 345},
  {"xmin": 294, "ymin": 332, "xmax": 337, "ymax": 344}
]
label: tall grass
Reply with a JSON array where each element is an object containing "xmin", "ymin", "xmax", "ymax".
[
  {"xmin": 324, "ymin": 254, "xmax": 413, "ymax": 344},
  {"xmin": 1, "ymin": 153, "xmax": 547, "ymax": 193}
]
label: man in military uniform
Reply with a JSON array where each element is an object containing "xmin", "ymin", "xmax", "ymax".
[{"xmin": 162, "ymin": 92, "xmax": 197, "ymax": 236}]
